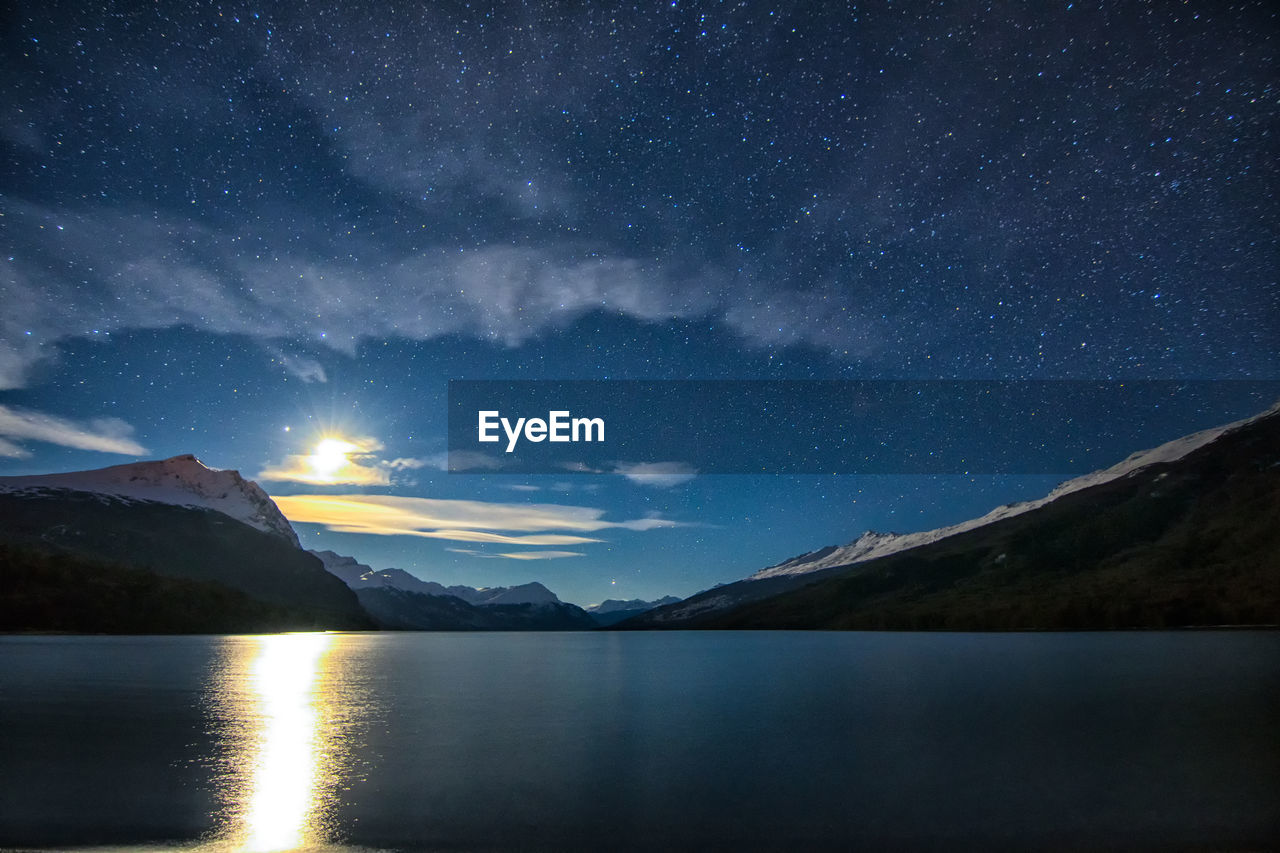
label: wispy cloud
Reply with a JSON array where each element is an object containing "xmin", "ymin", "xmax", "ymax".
[
  {"xmin": 0, "ymin": 404, "xmax": 147, "ymax": 457},
  {"xmin": 416, "ymin": 530, "xmax": 601, "ymax": 545},
  {"xmin": 447, "ymin": 547, "xmax": 585, "ymax": 560},
  {"xmin": 271, "ymin": 350, "xmax": 327, "ymax": 383},
  {"xmin": 421, "ymin": 450, "xmax": 509, "ymax": 472},
  {"xmin": 612, "ymin": 461, "xmax": 698, "ymax": 487},
  {"xmin": 272, "ymin": 494, "xmax": 682, "ymax": 546},
  {"xmin": 0, "ymin": 198, "xmax": 726, "ymax": 389},
  {"xmin": 496, "ymin": 550, "xmax": 585, "ymax": 560},
  {"xmin": 0, "ymin": 436, "xmax": 31, "ymax": 458},
  {"xmin": 561, "ymin": 460, "xmax": 698, "ymax": 487},
  {"xmin": 0, "ymin": 193, "xmax": 881, "ymax": 391}
]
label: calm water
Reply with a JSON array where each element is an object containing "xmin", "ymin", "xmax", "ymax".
[{"xmin": 0, "ymin": 631, "xmax": 1276, "ymax": 852}]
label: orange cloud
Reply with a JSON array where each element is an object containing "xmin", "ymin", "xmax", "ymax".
[{"xmin": 271, "ymin": 494, "xmax": 682, "ymax": 546}]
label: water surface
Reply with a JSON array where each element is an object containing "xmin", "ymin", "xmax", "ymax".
[{"xmin": 0, "ymin": 631, "xmax": 1276, "ymax": 851}]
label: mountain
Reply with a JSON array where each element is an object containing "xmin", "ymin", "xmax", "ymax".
[
  {"xmin": 311, "ymin": 549, "xmax": 564, "ymax": 605},
  {"xmin": 0, "ymin": 454, "xmax": 300, "ymax": 547},
  {"xmin": 586, "ymin": 596, "xmax": 682, "ymax": 627},
  {"xmin": 625, "ymin": 403, "xmax": 1280, "ymax": 630},
  {"xmin": 0, "ymin": 457, "xmax": 370, "ymax": 632},
  {"xmin": 471, "ymin": 582, "xmax": 561, "ymax": 606},
  {"xmin": 748, "ymin": 404, "xmax": 1280, "ymax": 583},
  {"xmin": 311, "ymin": 550, "xmax": 451, "ymax": 596},
  {"xmin": 310, "ymin": 549, "xmax": 592, "ymax": 630},
  {"xmin": 353, "ymin": 587, "xmax": 598, "ymax": 631},
  {"xmin": 588, "ymin": 596, "xmax": 682, "ymax": 613}
]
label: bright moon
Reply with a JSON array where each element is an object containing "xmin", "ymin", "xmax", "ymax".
[{"xmin": 308, "ymin": 438, "xmax": 357, "ymax": 480}]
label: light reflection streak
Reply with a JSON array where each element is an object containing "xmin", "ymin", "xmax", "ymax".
[{"xmin": 213, "ymin": 633, "xmax": 338, "ymax": 852}]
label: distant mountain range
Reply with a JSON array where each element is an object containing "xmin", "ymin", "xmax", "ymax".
[
  {"xmin": 309, "ymin": 550, "xmax": 678, "ymax": 629},
  {"xmin": 313, "ymin": 550, "xmax": 563, "ymax": 605},
  {"xmin": 625, "ymin": 402, "xmax": 1280, "ymax": 630},
  {"xmin": 311, "ymin": 549, "xmax": 593, "ymax": 630},
  {"xmin": 585, "ymin": 596, "xmax": 682, "ymax": 626}
]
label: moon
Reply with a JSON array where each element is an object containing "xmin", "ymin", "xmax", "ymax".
[{"xmin": 308, "ymin": 438, "xmax": 358, "ymax": 481}]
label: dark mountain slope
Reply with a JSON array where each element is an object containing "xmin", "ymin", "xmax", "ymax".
[
  {"xmin": 0, "ymin": 488, "xmax": 371, "ymax": 630},
  {"xmin": 0, "ymin": 542, "xmax": 334, "ymax": 633},
  {"xmin": 628, "ymin": 408, "xmax": 1280, "ymax": 631}
]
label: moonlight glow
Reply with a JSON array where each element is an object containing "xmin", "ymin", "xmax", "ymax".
[{"xmin": 308, "ymin": 438, "xmax": 358, "ymax": 481}]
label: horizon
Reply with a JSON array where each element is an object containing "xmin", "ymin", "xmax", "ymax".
[{"xmin": 2, "ymin": 386, "xmax": 1275, "ymax": 608}]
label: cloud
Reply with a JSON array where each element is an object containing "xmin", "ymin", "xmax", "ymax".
[
  {"xmin": 414, "ymin": 530, "xmax": 601, "ymax": 545},
  {"xmin": 0, "ymin": 194, "xmax": 877, "ymax": 392},
  {"xmin": 258, "ymin": 458, "xmax": 390, "ymax": 485},
  {"xmin": 496, "ymin": 551, "xmax": 585, "ymax": 560},
  {"xmin": 612, "ymin": 461, "xmax": 699, "ymax": 487},
  {"xmin": 421, "ymin": 450, "xmax": 508, "ymax": 472},
  {"xmin": 447, "ymin": 547, "xmax": 585, "ymax": 560},
  {"xmin": 0, "ymin": 198, "xmax": 727, "ymax": 388},
  {"xmin": 0, "ymin": 436, "xmax": 31, "ymax": 458},
  {"xmin": 0, "ymin": 404, "xmax": 147, "ymax": 457},
  {"xmin": 271, "ymin": 494, "xmax": 683, "ymax": 546},
  {"xmin": 562, "ymin": 459, "xmax": 699, "ymax": 487},
  {"xmin": 272, "ymin": 351, "xmax": 327, "ymax": 383}
]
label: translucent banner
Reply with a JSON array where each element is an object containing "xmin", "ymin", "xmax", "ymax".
[{"xmin": 446, "ymin": 380, "xmax": 1279, "ymax": 475}]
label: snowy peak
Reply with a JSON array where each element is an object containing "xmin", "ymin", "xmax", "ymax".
[
  {"xmin": 476, "ymin": 582, "xmax": 560, "ymax": 606},
  {"xmin": 0, "ymin": 454, "xmax": 300, "ymax": 548},
  {"xmin": 1041, "ymin": 399, "xmax": 1280, "ymax": 502},
  {"xmin": 587, "ymin": 596, "xmax": 682, "ymax": 614},
  {"xmin": 310, "ymin": 549, "xmax": 376, "ymax": 585},
  {"xmin": 310, "ymin": 551, "xmax": 448, "ymax": 595},
  {"xmin": 748, "ymin": 401, "xmax": 1280, "ymax": 582},
  {"xmin": 310, "ymin": 550, "xmax": 563, "ymax": 606},
  {"xmin": 750, "ymin": 533, "xmax": 905, "ymax": 580}
]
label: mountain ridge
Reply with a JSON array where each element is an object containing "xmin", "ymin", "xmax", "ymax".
[
  {"xmin": 310, "ymin": 549, "xmax": 564, "ymax": 606},
  {"xmin": 627, "ymin": 402, "xmax": 1280, "ymax": 629},
  {"xmin": 0, "ymin": 454, "xmax": 300, "ymax": 547},
  {"xmin": 0, "ymin": 487, "xmax": 370, "ymax": 631},
  {"xmin": 748, "ymin": 400, "xmax": 1280, "ymax": 583}
]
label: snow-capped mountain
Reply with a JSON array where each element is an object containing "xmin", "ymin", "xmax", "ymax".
[
  {"xmin": 0, "ymin": 458, "xmax": 369, "ymax": 631},
  {"xmin": 750, "ymin": 535, "xmax": 904, "ymax": 580},
  {"xmin": 586, "ymin": 597, "xmax": 681, "ymax": 614},
  {"xmin": 310, "ymin": 549, "xmax": 563, "ymax": 605},
  {"xmin": 475, "ymin": 582, "xmax": 560, "ymax": 606},
  {"xmin": 308, "ymin": 549, "xmax": 594, "ymax": 630},
  {"xmin": 0, "ymin": 454, "xmax": 300, "ymax": 547},
  {"xmin": 627, "ymin": 399, "xmax": 1280, "ymax": 628},
  {"xmin": 749, "ymin": 401, "xmax": 1280, "ymax": 582},
  {"xmin": 585, "ymin": 596, "xmax": 683, "ymax": 626}
]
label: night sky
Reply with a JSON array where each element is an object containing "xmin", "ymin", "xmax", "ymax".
[{"xmin": 2, "ymin": 1, "xmax": 1276, "ymax": 605}]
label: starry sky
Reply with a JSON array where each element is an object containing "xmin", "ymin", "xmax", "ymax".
[{"xmin": 2, "ymin": 1, "xmax": 1276, "ymax": 606}]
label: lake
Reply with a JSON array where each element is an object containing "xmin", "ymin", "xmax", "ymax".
[{"xmin": 0, "ymin": 631, "xmax": 1276, "ymax": 852}]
